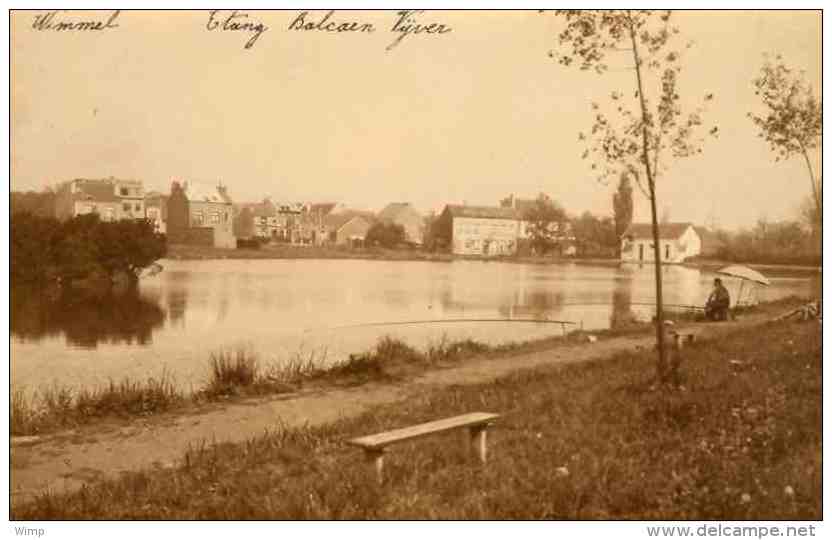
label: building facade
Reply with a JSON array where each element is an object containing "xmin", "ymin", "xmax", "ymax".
[
  {"xmin": 144, "ymin": 192, "xmax": 168, "ymax": 234},
  {"xmin": 436, "ymin": 205, "xmax": 522, "ymax": 256},
  {"xmin": 621, "ymin": 223, "xmax": 702, "ymax": 263},
  {"xmin": 55, "ymin": 177, "xmax": 145, "ymax": 222},
  {"xmin": 167, "ymin": 181, "xmax": 236, "ymax": 248},
  {"xmin": 322, "ymin": 211, "xmax": 375, "ymax": 246}
]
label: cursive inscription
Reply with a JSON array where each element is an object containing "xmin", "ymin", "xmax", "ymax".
[
  {"xmin": 387, "ymin": 10, "xmax": 452, "ymax": 51},
  {"xmin": 206, "ymin": 10, "xmax": 268, "ymax": 49},
  {"xmin": 32, "ymin": 10, "xmax": 121, "ymax": 31},
  {"xmin": 288, "ymin": 10, "xmax": 375, "ymax": 34}
]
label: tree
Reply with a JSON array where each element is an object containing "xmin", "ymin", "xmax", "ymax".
[
  {"xmin": 365, "ymin": 222, "xmax": 406, "ymax": 248},
  {"xmin": 572, "ymin": 211, "xmax": 618, "ymax": 257},
  {"xmin": 749, "ymin": 55, "xmax": 821, "ymax": 226},
  {"xmin": 550, "ymin": 10, "xmax": 716, "ymax": 382},
  {"xmin": 91, "ymin": 217, "xmax": 165, "ymax": 285},
  {"xmin": 523, "ymin": 193, "xmax": 569, "ymax": 255},
  {"xmin": 612, "ymin": 172, "xmax": 634, "ymax": 252}
]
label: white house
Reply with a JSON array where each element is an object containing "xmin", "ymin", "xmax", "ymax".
[
  {"xmin": 437, "ymin": 205, "xmax": 522, "ymax": 256},
  {"xmin": 620, "ymin": 222, "xmax": 702, "ymax": 263}
]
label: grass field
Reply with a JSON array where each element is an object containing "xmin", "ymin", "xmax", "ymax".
[{"xmin": 13, "ymin": 316, "xmax": 821, "ymax": 520}]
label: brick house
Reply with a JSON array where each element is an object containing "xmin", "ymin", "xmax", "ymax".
[{"xmin": 167, "ymin": 181, "xmax": 236, "ymax": 248}]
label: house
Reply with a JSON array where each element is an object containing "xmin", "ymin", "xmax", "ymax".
[
  {"xmin": 249, "ymin": 199, "xmax": 279, "ymax": 239},
  {"xmin": 321, "ymin": 210, "xmax": 375, "ymax": 247},
  {"xmin": 435, "ymin": 204, "xmax": 521, "ymax": 256},
  {"xmin": 144, "ymin": 191, "xmax": 168, "ymax": 234},
  {"xmin": 297, "ymin": 202, "xmax": 348, "ymax": 245},
  {"xmin": 55, "ymin": 177, "xmax": 145, "ymax": 222},
  {"xmin": 377, "ymin": 202, "xmax": 424, "ymax": 245},
  {"xmin": 500, "ymin": 194, "xmax": 576, "ymax": 255},
  {"xmin": 620, "ymin": 222, "xmax": 702, "ymax": 263},
  {"xmin": 275, "ymin": 201, "xmax": 307, "ymax": 243},
  {"xmin": 167, "ymin": 181, "xmax": 236, "ymax": 248}
]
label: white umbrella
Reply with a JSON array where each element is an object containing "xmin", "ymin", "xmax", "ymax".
[
  {"xmin": 716, "ymin": 265, "xmax": 771, "ymax": 307},
  {"xmin": 716, "ymin": 265, "xmax": 771, "ymax": 286}
]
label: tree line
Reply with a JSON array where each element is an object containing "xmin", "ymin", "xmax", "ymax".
[{"xmin": 11, "ymin": 212, "xmax": 167, "ymax": 288}]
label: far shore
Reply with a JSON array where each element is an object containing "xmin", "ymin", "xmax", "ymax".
[{"xmin": 165, "ymin": 243, "xmax": 820, "ymax": 274}]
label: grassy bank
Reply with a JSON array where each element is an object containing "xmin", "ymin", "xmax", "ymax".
[
  {"xmin": 13, "ymin": 314, "xmax": 820, "ymax": 519},
  {"xmin": 11, "ymin": 330, "xmax": 611, "ymax": 437},
  {"xmin": 11, "ymin": 297, "xmax": 806, "ymax": 437}
]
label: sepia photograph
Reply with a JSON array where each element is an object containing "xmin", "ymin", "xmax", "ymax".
[{"xmin": 8, "ymin": 4, "xmax": 823, "ymax": 529}]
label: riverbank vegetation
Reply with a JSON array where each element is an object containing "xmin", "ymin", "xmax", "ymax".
[
  {"xmin": 13, "ymin": 313, "xmax": 820, "ymax": 519},
  {"xmin": 704, "ymin": 215, "xmax": 821, "ymax": 268},
  {"xmin": 12, "ymin": 309, "xmax": 667, "ymax": 438},
  {"xmin": 11, "ymin": 213, "xmax": 166, "ymax": 287}
]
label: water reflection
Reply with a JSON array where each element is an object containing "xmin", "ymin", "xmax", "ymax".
[
  {"xmin": 610, "ymin": 283, "xmax": 636, "ymax": 329},
  {"xmin": 11, "ymin": 286, "xmax": 166, "ymax": 349},
  {"xmin": 11, "ymin": 259, "xmax": 817, "ymax": 394}
]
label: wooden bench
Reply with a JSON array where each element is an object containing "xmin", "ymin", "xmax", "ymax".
[{"xmin": 347, "ymin": 412, "xmax": 500, "ymax": 484}]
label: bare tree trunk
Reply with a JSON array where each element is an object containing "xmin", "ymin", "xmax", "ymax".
[
  {"xmin": 799, "ymin": 142, "xmax": 822, "ymax": 225},
  {"xmin": 628, "ymin": 14, "xmax": 667, "ymax": 382}
]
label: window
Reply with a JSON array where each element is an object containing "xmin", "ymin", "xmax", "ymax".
[
  {"xmin": 211, "ymin": 212, "xmax": 220, "ymax": 224},
  {"xmin": 120, "ymin": 187, "xmax": 129, "ymax": 196},
  {"xmin": 193, "ymin": 211, "xmax": 204, "ymax": 225},
  {"xmin": 665, "ymin": 244, "xmax": 670, "ymax": 260},
  {"xmin": 134, "ymin": 203, "xmax": 142, "ymax": 212},
  {"xmin": 123, "ymin": 202, "xmax": 131, "ymax": 213}
]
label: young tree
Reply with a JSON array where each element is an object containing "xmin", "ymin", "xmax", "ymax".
[
  {"xmin": 612, "ymin": 172, "xmax": 634, "ymax": 251},
  {"xmin": 749, "ymin": 56, "xmax": 821, "ymax": 225},
  {"xmin": 550, "ymin": 10, "xmax": 715, "ymax": 382},
  {"xmin": 523, "ymin": 193, "xmax": 569, "ymax": 255}
]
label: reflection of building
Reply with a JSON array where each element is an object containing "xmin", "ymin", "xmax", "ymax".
[
  {"xmin": 55, "ymin": 177, "xmax": 145, "ymax": 222},
  {"xmin": 377, "ymin": 202, "xmax": 424, "ymax": 245},
  {"xmin": 436, "ymin": 205, "xmax": 521, "ymax": 256},
  {"xmin": 620, "ymin": 223, "xmax": 702, "ymax": 263},
  {"xmin": 167, "ymin": 181, "xmax": 236, "ymax": 248}
]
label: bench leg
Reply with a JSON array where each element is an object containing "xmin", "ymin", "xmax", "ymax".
[
  {"xmin": 469, "ymin": 425, "xmax": 488, "ymax": 463},
  {"xmin": 364, "ymin": 450, "xmax": 384, "ymax": 485}
]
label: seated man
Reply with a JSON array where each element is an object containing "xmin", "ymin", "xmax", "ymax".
[{"xmin": 705, "ymin": 278, "xmax": 731, "ymax": 321}]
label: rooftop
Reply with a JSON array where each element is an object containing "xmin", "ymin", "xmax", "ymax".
[
  {"xmin": 444, "ymin": 204, "xmax": 521, "ymax": 220},
  {"xmin": 623, "ymin": 222, "xmax": 696, "ymax": 240}
]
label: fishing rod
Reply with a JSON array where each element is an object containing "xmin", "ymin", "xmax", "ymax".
[
  {"xmin": 322, "ymin": 318, "xmax": 580, "ymax": 332},
  {"xmin": 306, "ymin": 302, "xmax": 705, "ymax": 333},
  {"xmin": 558, "ymin": 302, "xmax": 706, "ymax": 310}
]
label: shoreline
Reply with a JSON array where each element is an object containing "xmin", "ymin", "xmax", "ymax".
[
  {"xmin": 11, "ymin": 296, "xmax": 818, "ymax": 515},
  {"xmin": 166, "ymin": 244, "xmax": 820, "ymax": 273},
  {"xmin": 10, "ymin": 321, "xmax": 659, "ymax": 439}
]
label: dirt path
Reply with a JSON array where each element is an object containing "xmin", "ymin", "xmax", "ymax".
[{"xmin": 10, "ymin": 314, "xmax": 773, "ymax": 504}]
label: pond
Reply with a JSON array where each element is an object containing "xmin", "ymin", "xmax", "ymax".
[{"xmin": 11, "ymin": 258, "xmax": 818, "ymax": 395}]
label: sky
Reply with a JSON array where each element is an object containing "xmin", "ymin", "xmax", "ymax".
[{"xmin": 10, "ymin": 9, "xmax": 821, "ymax": 230}]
